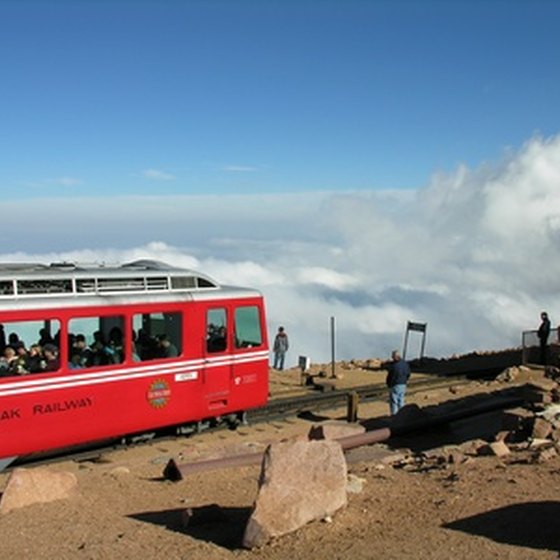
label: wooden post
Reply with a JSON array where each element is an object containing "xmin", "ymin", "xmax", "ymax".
[{"xmin": 347, "ymin": 391, "xmax": 359, "ymax": 423}]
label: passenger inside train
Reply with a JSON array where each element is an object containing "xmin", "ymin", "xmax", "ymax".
[{"xmin": 0, "ymin": 316, "xmax": 183, "ymax": 377}]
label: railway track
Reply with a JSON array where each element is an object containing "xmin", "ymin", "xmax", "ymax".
[{"xmin": 249, "ymin": 374, "xmax": 474, "ymax": 423}]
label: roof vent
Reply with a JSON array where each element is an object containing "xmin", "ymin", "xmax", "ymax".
[{"xmin": 49, "ymin": 262, "xmax": 77, "ymax": 270}]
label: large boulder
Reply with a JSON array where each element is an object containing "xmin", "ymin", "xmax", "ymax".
[
  {"xmin": 0, "ymin": 467, "xmax": 78, "ymax": 514},
  {"xmin": 243, "ymin": 439, "xmax": 347, "ymax": 548}
]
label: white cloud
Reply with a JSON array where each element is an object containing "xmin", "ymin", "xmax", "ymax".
[
  {"xmin": 141, "ymin": 168, "xmax": 175, "ymax": 181},
  {"xmin": 3, "ymin": 135, "xmax": 560, "ymax": 365},
  {"xmin": 295, "ymin": 267, "xmax": 358, "ymax": 291}
]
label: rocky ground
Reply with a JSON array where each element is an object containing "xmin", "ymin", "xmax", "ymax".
[{"xmin": 0, "ymin": 359, "xmax": 559, "ymax": 559}]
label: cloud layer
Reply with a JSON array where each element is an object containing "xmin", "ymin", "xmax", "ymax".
[{"xmin": 2, "ymin": 135, "xmax": 560, "ymax": 366}]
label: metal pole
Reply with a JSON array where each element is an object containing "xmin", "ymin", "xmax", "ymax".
[
  {"xmin": 346, "ymin": 391, "xmax": 359, "ymax": 423},
  {"xmin": 420, "ymin": 330, "xmax": 427, "ymax": 361},
  {"xmin": 402, "ymin": 326, "xmax": 409, "ymax": 360},
  {"xmin": 330, "ymin": 316, "xmax": 336, "ymax": 379}
]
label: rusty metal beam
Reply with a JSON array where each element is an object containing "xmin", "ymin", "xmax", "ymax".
[
  {"xmin": 163, "ymin": 427, "xmax": 392, "ymax": 481},
  {"xmin": 163, "ymin": 389, "xmax": 524, "ymax": 481},
  {"xmin": 164, "ymin": 451, "xmax": 264, "ymax": 481}
]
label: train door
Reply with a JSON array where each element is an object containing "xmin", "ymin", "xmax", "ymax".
[{"xmin": 204, "ymin": 307, "xmax": 231, "ymax": 410}]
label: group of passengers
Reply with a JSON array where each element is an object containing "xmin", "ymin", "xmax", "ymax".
[
  {"xmin": 206, "ymin": 323, "xmax": 227, "ymax": 353},
  {"xmin": 68, "ymin": 327, "xmax": 125, "ymax": 369},
  {"xmin": 134, "ymin": 330, "xmax": 179, "ymax": 361},
  {"xmin": 0, "ymin": 324, "xmax": 179, "ymax": 377},
  {"xmin": 0, "ymin": 330, "xmax": 60, "ymax": 376}
]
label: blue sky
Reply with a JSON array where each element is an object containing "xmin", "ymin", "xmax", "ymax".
[
  {"xmin": 1, "ymin": 1, "xmax": 560, "ymax": 363},
  {"xmin": 2, "ymin": 0, "xmax": 559, "ymax": 199}
]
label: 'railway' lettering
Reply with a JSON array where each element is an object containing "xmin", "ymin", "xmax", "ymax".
[
  {"xmin": 33, "ymin": 397, "xmax": 93, "ymax": 415},
  {"xmin": 0, "ymin": 408, "xmax": 21, "ymax": 421}
]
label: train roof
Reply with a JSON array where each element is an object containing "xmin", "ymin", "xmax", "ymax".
[{"xmin": 0, "ymin": 260, "xmax": 259, "ymax": 302}]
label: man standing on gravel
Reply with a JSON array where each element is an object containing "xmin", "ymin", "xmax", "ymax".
[
  {"xmin": 538, "ymin": 311, "xmax": 551, "ymax": 365},
  {"xmin": 386, "ymin": 350, "xmax": 411, "ymax": 415},
  {"xmin": 272, "ymin": 326, "xmax": 289, "ymax": 371}
]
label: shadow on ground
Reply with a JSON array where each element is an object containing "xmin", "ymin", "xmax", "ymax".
[
  {"xmin": 130, "ymin": 504, "xmax": 252, "ymax": 550},
  {"xmin": 387, "ymin": 409, "xmax": 505, "ymax": 453},
  {"xmin": 407, "ymin": 348, "xmax": 523, "ymax": 377},
  {"xmin": 443, "ymin": 501, "xmax": 560, "ymax": 552},
  {"xmin": 297, "ymin": 410, "xmax": 333, "ymax": 422},
  {"xmin": 358, "ymin": 386, "xmax": 525, "ymax": 454}
]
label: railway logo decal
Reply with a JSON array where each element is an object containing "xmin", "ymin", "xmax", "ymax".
[{"xmin": 147, "ymin": 379, "xmax": 171, "ymax": 408}]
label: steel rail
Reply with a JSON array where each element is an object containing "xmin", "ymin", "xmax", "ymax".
[{"xmin": 249, "ymin": 375, "xmax": 472, "ymax": 423}]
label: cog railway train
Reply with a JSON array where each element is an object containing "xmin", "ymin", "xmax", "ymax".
[{"xmin": 0, "ymin": 260, "xmax": 269, "ymax": 470}]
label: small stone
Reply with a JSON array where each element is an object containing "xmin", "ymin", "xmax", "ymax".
[
  {"xmin": 496, "ymin": 367, "xmax": 520, "ymax": 382},
  {"xmin": 532, "ymin": 417, "xmax": 553, "ymax": 440},
  {"xmin": 110, "ymin": 466, "xmax": 131, "ymax": 477},
  {"xmin": 486, "ymin": 441, "xmax": 510, "ymax": 457},
  {"xmin": 447, "ymin": 450, "xmax": 466, "ymax": 464},
  {"xmin": 346, "ymin": 474, "xmax": 366, "ymax": 494},
  {"xmin": 459, "ymin": 439, "xmax": 488, "ymax": 456},
  {"xmin": 536, "ymin": 447, "xmax": 557, "ymax": 463},
  {"xmin": 529, "ymin": 438, "xmax": 551, "ymax": 448}
]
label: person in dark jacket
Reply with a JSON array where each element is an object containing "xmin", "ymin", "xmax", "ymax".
[
  {"xmin": 538, "ymin": 311, "xmax": 551, "ymax": 365},
  {"xmin": 386, "ymin": 350, "xmax": 411, "ymax": 415},
  {"xmin": 272, "ymin": 326, "xmax": 289, "ymax": 370}
]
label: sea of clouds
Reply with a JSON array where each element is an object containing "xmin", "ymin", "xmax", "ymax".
[{"xmin": 3, "ymin": 135, "xmax": 560, "ymax": 366}]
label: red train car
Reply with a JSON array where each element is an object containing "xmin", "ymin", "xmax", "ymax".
[{"xmin": 0, "ymin": 260, "xmax": 269, "ymax": 469}]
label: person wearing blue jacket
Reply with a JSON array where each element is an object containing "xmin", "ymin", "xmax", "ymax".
[{"xmin": 386, "ymin": 350, "xmax": 411, "ymax": 415}]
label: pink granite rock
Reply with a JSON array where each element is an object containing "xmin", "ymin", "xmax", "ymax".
[
  {"xmin": 243, "ymin": 439, "xmax": 347, "ymax": 548},
  {"xmin": 0, "ymin": 467, "xmax": 78, "ymax": 514}
]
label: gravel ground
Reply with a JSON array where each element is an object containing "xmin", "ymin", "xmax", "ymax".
[{"xmin": 0, "ymin": 361, "xmax": 559, "ymax": 559}]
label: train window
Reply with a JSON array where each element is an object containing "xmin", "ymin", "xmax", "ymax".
[
  {"xmin": 68, "ymin": 316, "xmax": 125, "ymax": 368},
  {"xmin": 132, "ymin": 312, "xmax": 182, "ymax": 361},
  {"xmin": 234, "ymin": 306, "xmax": 263, "ymax": 348},
  {"xmin": 207, "ymin": 308, "xmax": 227, "ymax": 353},
  {"xmin": 0, "ymin": 280, "xmax": 14, "ymax": 295},
  {"xmin": 0, "ymin": 319, "xmax": 61, "ymax": 376},
  {"xmin": 171, "ymin": 276, "xmax": 196, "ymax": 289},
  {"xmin": 17, "ymin": 279, "xmax": 72, "ymax": 295}
]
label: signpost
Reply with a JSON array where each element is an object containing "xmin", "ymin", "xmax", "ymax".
[
  {"xmin": 403, "ymin": 321, "xmax": 427, "ymax": 361},
  {"xmin": 298, "ymin": 355, "xmax": 310, "ymax": 386}
]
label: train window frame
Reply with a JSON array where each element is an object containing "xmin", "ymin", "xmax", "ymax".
[
  {"xmin": 206, "ymin": 308, "xmax": 228, "ymax": 353},
  {"xmin": 0, "ymin": 318, "xmax": 62, "ymax": 377},
  {"xmin": 68, "ymin": 314, "xmax": 126, "ymax": 369},
  {"xmin": 234, "ymin": 305, "xmax": 263, "ymax": 349},
  {"xmin": 132, "ymin": 311, "xmax": 182, "ymax": 362}
]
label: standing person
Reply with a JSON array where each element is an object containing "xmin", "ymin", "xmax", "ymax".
[
  {"xmin": 538, "ymin": 311, "xmax": 551, "ymax": 365},
  {"xmin": 272, "ymin": 326, "xmax": 289, "ymax": 370},
  {"xmin": 386, "ymin": 350, "xmax": 411, "ymax": 415}
]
